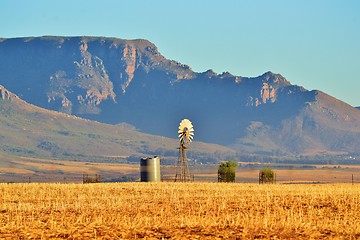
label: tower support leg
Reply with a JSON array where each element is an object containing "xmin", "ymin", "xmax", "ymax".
[{"xmin": 175, "ymin": 146, "xmax": 191, "ymax": 182}]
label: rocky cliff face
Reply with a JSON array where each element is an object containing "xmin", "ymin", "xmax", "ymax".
[
  {"xmin": 242, "ymin": 72, "xmax": 291, "ymax": 106},
  {"xmin": 0, "ymin": 37, "xmax": 198, "ymax": 115},
  {"xmin": 1, "ymin": 36, "xmax": 359, "ymax": 157},
  {"xmin": 0, "ymin": 37, "xmax": 290, "ymax": 116},
  {"xmin": 0, "ymin": 85, "xmax": 18, "ymax": 101},
  {"xmin": 47, "ymin": 40, "xmax": 116, "ymax": 114}
]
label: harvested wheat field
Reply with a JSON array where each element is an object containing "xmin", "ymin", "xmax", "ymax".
[{"xmin": 0, "ymin": 183, "xmax": 359, "ymax": 239}]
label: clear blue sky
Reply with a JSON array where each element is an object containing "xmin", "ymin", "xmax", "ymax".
[{"xmin": 1, "ymin": 0, "xmax": 359, "ymax": 106}]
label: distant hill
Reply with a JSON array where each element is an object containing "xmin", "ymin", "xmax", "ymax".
[
  {"xmin": 0, "ymin": 85, "xmax": 237, "ymax": 170},
  {"xmin": 233, "ymin": 91, "xmax": 360, "ymax": 156},
  {"xmin": 1, "ymin": 36, "xmax": 360, "ymax": 160}
]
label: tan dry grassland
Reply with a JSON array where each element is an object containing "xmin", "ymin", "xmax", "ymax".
[{"xmin": 0, "ymin": 183, "xmax": 359, "ymax": 239}]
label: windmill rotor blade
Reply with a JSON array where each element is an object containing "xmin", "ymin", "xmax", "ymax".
[
  {"xmin": 178, "ymin": 118, "xmax": 194, "ymax": 143},
  {"xmin": 183, "ymin": 119, "xmax": 190, "ymax": 124},
  {"xmin": 180, "ymin": 119, "xmax": 192, "ymax": 128}
]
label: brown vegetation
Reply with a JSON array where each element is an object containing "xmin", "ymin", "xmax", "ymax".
[{"xmin": 0, "ymin": 183, "xmax": 359, "ymax": 239}]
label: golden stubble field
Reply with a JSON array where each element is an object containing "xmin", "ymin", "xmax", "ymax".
[{"xmin": 0, "ymin": 183, "xmax": 359, "ymax": 239}]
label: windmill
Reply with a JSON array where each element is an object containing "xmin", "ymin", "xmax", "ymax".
[{"xmin": 175, "ymin": 118, "xmax": 194, "ymax": 182}]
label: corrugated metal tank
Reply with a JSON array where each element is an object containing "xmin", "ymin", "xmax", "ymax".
[{"xmin": 140, "ymin": 156, "xmax": 161, "ymax": 182}]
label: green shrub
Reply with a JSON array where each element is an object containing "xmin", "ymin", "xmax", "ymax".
[
  {"xmin": 259, "ymin": 168, "xmax": 276, "ymax": 184},
  {"xmin": 218, "ymin": 160, "xmax": 238, "ymax": 182}
]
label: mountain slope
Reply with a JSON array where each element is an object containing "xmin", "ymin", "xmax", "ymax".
[
  {"xmin": 0, "ymin": 37, "xmax": 304, "ymax": 142},
  {"xmin": 0, "ymin": 36, "xmax": 360, "ymax": 157},
  {"xmin": 0, "ymin": 85, "xmax": 237, "ymax": 166},
  {"xmin": 233, "ymin": 91, "xmax": 360, "ymax": 156}
]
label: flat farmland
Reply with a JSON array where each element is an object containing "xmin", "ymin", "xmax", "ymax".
[
  {"xmin": 0, "ymin": 183, "xmax": 359, "ymax": 239},
  {"xmin": 166, "ymin": 164, "xmax": 360, "ymax": 184},
  {"xmin": 1, "ymin": 161, "xmax": 360, "ymax": 184}
]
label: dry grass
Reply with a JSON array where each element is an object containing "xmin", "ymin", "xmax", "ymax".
[
  {"xmin": 1, "ymin": 157, "xmax": 137, "ymax": 175},
  {"xmin": 0, "ymin": 183, "xmax": 359, "ymax": 239}
]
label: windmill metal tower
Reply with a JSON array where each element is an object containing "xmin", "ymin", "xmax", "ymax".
[{"xmin": 175, "ymin": 119, "xmax": 194, "ymax": 182}]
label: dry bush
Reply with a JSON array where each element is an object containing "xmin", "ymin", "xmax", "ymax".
[{"xmin": 0, "ymin": 183, "xmax": 359, "ymax": 239}]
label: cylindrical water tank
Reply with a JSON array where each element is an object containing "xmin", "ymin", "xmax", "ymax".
[{"xmin": 140, "ymin": 156, "xmax": 161, "ymax": 182}]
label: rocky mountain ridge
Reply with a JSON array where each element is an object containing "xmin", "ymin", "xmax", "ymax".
[
  {"xmin": 0, "ymin": 85, "xmax": 18, "ymax": 101},
  {"xmin": 1, "ymin": 36, "xmax": 360, "ymax": 158},
  {"xmin": 0, "ymin": 36, "xmax": 291, "ymax": 114}
]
